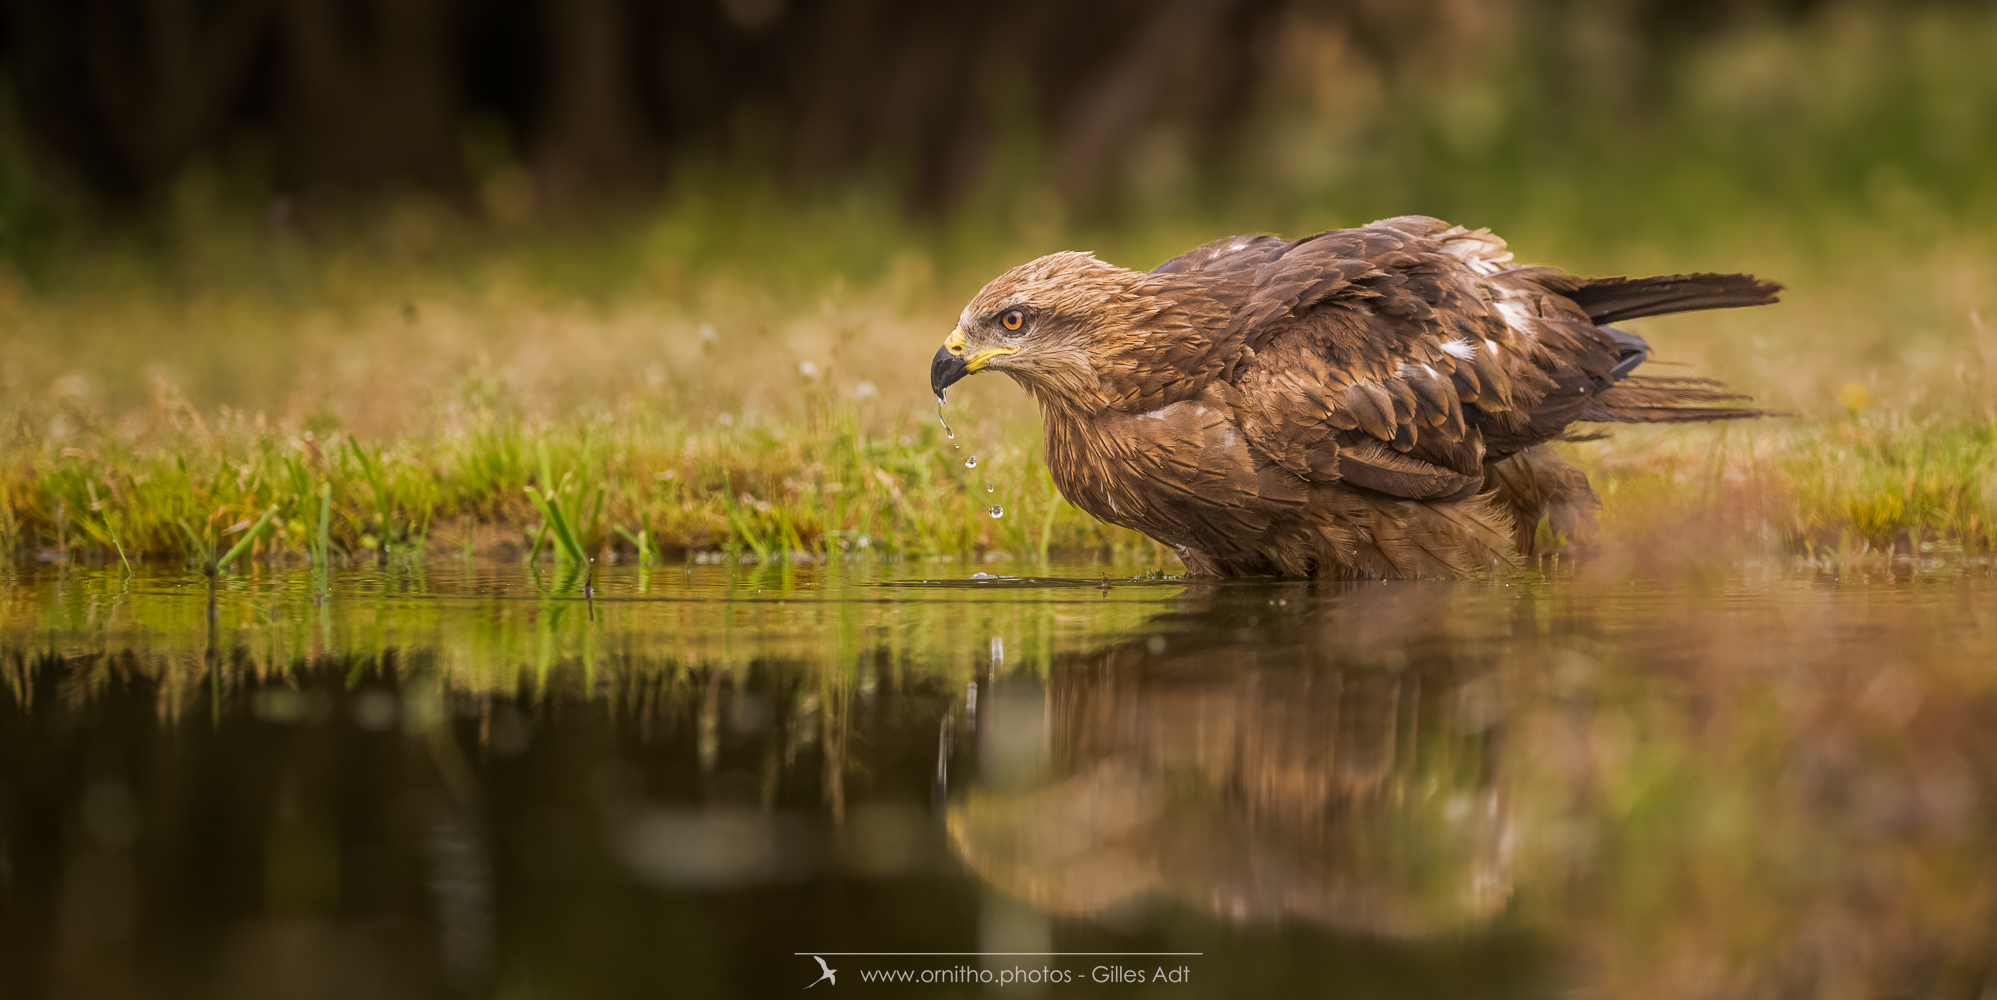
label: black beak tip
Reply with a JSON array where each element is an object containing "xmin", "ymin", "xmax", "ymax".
[{"xmin": 930, "ymin": 345, "xmax": 969, "ymax": 404}]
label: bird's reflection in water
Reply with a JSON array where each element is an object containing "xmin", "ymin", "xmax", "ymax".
[{"xmin": 950, "ymin": 581, "xmax": 1520, "ymax": 936}]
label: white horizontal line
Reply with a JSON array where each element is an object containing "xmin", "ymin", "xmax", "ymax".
[{"xmin": 792, "ymin": 953, "xmax": 1202, "ymax": 956}]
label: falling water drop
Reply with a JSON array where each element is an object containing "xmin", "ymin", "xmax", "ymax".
[
  {"xmin": 964, "ymin": 456, "xmax": 978, "ymax": 469},
  {"xmin": 937, "ymin": 404, "xmax": 955, "ymax": 440},
  {"xmin": 985, "ymin": 485, "xmax": 995, "ymax": 493},
  {"xmin": 987, "ymin": 505, "xmax": 1004, "ymax": 519}
]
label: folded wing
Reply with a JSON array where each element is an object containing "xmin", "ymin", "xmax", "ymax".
[{"xmin": 1145, "ymin": 217, "xmax": 1776, "ymax": 506}]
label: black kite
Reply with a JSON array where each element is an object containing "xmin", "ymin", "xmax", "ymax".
[{"xmin": 930, "ymin": 216, "xmax": 1780, "ymax": 577}]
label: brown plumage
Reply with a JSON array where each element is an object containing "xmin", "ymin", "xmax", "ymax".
[{"xmin": 929, "ymin": 216, "xmax": 1781, "ymax": 578}]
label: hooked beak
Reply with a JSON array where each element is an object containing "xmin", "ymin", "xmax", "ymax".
[
  {"xmin": 930, "ymin": 327, "xmax": 1019, "ymax": 403},
  {"xmin": 931, "ymin": 328, "xmax": 969, "ymax": 403},
  {"xmin": 931, "ymin": 346, "xmax": 968, "ymax": 403}
]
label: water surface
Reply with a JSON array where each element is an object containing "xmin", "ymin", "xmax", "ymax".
[{"xmin": 3, "ymin": 562, "xmax": 1994, "ymax": 998}]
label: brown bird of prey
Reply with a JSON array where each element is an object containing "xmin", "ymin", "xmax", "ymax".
[{"xmin": 929, "ymin": 216, "xmax": 1780, "ymax": 578}]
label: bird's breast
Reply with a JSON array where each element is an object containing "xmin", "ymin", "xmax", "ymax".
[
  {"xmin": 1042, "ymin": 401, "xmax": 1277, "ymax": 549},
  {"xmin": 1044, "ymin": 431, "xmax": 1139, "ymax": 527}
]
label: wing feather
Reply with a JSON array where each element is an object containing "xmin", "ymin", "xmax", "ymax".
[
  {"xmin": 1343, "ymin": 382, "xmax": 1397, "ymax": 441},
  {"xmin": 1335, "ymin": 440, "xmax": 1481, "ymax": 500},
  {"xmin": 1133, "ymin": 215, "xmax": 1764, "ymax": 506}
]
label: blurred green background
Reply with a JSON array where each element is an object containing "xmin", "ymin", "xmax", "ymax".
[
  {"xmin": 5, "ymin": 0, "xmax": 1995, "ymax": 266},
  {"xmin": 1, "ymin": 0, "xmax": 1993, "ymax": 563}
]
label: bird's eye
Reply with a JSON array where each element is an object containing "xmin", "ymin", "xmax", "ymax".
[{"xmin": 1000, "ymin": 309, "xmax": 1025, "ymax": 332}]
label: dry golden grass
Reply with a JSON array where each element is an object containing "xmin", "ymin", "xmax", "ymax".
[{"xmin": 1, "ymin": 206, "xmax": 1992, "ymax": 572}]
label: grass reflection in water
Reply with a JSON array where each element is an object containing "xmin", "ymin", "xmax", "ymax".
[{"xmin": 1, "ymin": 563, "xmax": 1993, "ymax": 999}]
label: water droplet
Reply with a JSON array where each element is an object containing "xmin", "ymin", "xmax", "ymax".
[
  {"xmin": 987, "ymin": 505, "xmax": 1004, "ymax": 519},
  {"xmin": 985, "ymin": 485, "xmax": 995, "ymax": 493},
  {"xmin": 937, "ymin": 404, "xmax": 955, "ymax": 440},
  {"xmin": 964, "ymin": 456, "xmax": 978, "ymax": 469}
]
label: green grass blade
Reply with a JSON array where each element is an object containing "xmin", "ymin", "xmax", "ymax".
[
  {"xmin": 614, "ymin": 525, "xmax": 645, "ymax": 559},
  {"xmin": 721, "ymin": 475, "xmax": 771, "ymax": 562},
  {"xmin": 523, "ymin": 488, "xmax": 559, "ymax": 553},
  {"xmin": 586, "ymin": 485, "xmax": 605, "ymax": 550},
  {"xmin": 315, "ymin": 481, "xmax": 332, "ymax": 566},
  {"xmin": 176, "ymin": 518, "xmax": 213, "ymax": 565},
  {"xmin": 348, "ymin": 437, "xmax": 393, "ymax": 548},
  {"xmin": 104, "ymin": 513, "xmax": 134, "ymax": 575},
  {"xmin": 526, "ymin": 488, "xmax": 586, "ymax": 562},
  {"xmin": 218, "ymin": 505, "xmax": 279, "ymax": 571},
  {"xmin": 544, "ymin": 493, "xmax": 587, "ymax": 562}
]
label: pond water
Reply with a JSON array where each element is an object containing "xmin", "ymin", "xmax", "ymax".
[{"xmin": 2, "ymin": 561, "xmax": 1994, "ymax": 999}]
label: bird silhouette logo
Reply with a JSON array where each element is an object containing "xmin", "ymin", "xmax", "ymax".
[{"xmin": 806, "ymin": 956, "xmax": 837, "ymax": 988}]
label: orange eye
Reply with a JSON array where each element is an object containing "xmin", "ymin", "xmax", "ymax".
[{"xmin": 1000, "ymin": 309, "xmax": 1024, "ymax": 332}]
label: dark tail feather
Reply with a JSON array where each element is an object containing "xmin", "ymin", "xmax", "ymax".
[
  {"xmin": 1566, "ymin": 273, "xmax": 1782, "ymax": 324},
  {"xmin": 1580, "ymin": 375, "xmax": 1774, "ymax": 423}
]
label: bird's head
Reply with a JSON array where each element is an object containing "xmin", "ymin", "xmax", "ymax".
[{"xmin": 931, "ymin": 252, "xmax": 1148, "ymax": 414}]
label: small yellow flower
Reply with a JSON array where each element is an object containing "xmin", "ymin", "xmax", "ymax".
[{"xmin": 1837, "ymin": 382, "xmax": 1871, "ymax": 414}]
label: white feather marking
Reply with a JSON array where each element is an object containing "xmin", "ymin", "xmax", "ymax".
[
  {"xmin": 1436, "ymin": 228, "xmax": 1514, "ymax": 274},
  {"xmin": 1482, "ymin": 338, "xmax": 1501, "ymax": 355},
  {"xmin": 1440, "ymin": 338, "xmax": 1476, "ymax": 360},
  {"xmin": 1228, "ymin": 237, "xmax": 1250, "ymax": 251},
  {"xmin": 1496, "ymin": 299, "xmax": 1536, "ymax": 336}
]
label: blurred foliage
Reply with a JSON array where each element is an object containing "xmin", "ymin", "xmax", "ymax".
[{"xmin": 3, "ymin": 0, "xmax": 1997, "ymax": 267}]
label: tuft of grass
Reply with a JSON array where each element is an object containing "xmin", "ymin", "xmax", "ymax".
[
  {"xmin": 523, "ymin": 482, "xmax": 586, "ymax": 562},
  {"xmin": 1572, "ymin": 414, "xmax": 1997, "ymax": 570},
  {"xmin": 0, "ymin": 397, "xmax": 1158, "ymax": 567},
  {"xmin": 3, "ymin": 393, "xmax": 1992, "ymax": 570}
]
